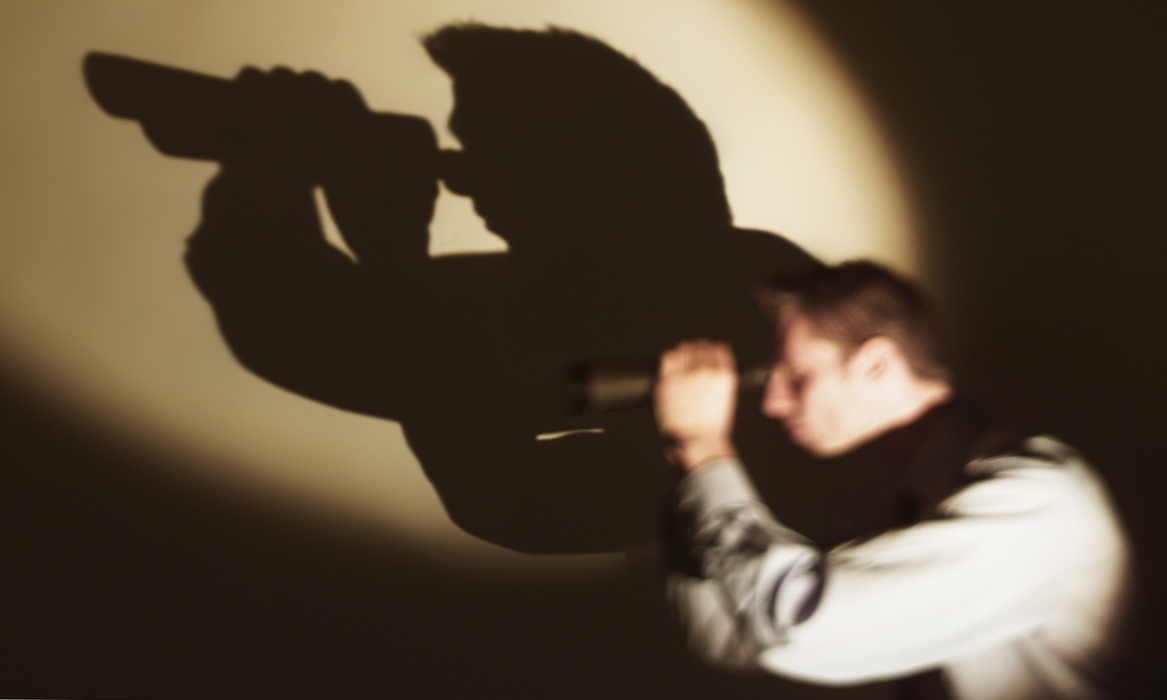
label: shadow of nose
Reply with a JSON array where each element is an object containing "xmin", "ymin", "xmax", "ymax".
[{"xmin": 437, "ymin": 149, "xmax": 473, "ymax": 195}]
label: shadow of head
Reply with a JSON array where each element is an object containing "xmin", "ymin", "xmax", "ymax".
[{"xmin": 426, "ymin": 24, "xmax": 732, "ymax": 242}]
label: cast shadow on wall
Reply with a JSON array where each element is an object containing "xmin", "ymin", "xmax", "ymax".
[{"xmin": 87, "ymin": 24, "xmax": 817, "ymax": 554}]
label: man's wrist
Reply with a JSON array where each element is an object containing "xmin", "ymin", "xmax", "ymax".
[{"xmin": 667, "ymin": 437, "xmax": 737, "ymax": 473}]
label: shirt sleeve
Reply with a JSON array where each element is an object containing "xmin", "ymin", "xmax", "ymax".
[{"xmin": 668, "ymin": 452, "xmax": 1103, "ymax": 685}]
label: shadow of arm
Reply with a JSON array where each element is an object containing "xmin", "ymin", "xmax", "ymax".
[{"xmin": 185, "ymin": 169, "xmax": 418, "ymax": 419}]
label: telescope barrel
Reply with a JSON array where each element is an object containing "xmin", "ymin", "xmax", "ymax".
[{"xmin": 562, "ymin": 360, "xmax": 771, "ymax": 416}]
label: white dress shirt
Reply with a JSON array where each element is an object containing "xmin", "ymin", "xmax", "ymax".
[{"xmin": 668, "ymin": 436, "xmax": 1131, "ymax": 698}]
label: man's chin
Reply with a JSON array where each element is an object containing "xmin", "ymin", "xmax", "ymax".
[
  {"xmin": 791, "ymin": 432, "xmax": 853, "ymax": 459},
  {"xmin": 810, "ymin": 433, "xmax": 878, "ymax": 459},
  {"xmin": 786, "ymin": 426, "xmax": 828, "ymax": 457},
  {"xmin": 802, "ymin": 442, "xmax": 842, "ymax": 459}
]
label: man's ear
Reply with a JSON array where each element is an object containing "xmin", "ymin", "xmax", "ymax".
[{"xmin": 851, "ymin": 336, "xmax": 903, "ymax": 382}]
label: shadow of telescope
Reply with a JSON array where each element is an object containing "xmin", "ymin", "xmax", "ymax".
[{"xmin": 82, "ymin": 51, "xmax": 439, "ymax": 179}]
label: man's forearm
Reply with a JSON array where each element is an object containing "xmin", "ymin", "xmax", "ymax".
[
  {"xmin": 666, "ymin": 436, "xmax": 738, "ymax": 473},
  {"xmin": 671, "ymin": 458, "xmax": 823, "ymax": 654}
]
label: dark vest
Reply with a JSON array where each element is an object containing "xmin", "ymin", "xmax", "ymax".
[{"xmin": 850, "ymin": 400, "xmax": 1022, "ymax": 700}]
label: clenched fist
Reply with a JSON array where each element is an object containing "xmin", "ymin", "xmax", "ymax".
[{"xmin": 655, "ymin": 339, "xmax": 739, "ymax": 472}]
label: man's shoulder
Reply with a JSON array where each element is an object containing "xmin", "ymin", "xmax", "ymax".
[
  {"xmin": 945, "ymin": 435, "xmax": 1112, "ymax": 518},
  {"xmin": 966, "ymin": 435, "xmax": 1087, "ymax": 476}
]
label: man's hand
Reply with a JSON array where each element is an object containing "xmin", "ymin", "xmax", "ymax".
[
  {"xmin": 228, "ymin": 66, "xmax": 370, "ymax": 179},
  {"xmin": 655, "ymin": 340, "xmax": 739, "ymax": 472}
]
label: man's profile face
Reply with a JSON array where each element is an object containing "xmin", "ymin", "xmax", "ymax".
[
  {"xmin": 442, "ymin": 101, "xmax": 517, "ymax": 234},
  {"xmin": 442, "ymin": 92, "xmax": 555, "ymax": 239},
  {"xmin": 761, "ymin": 313, "xmax": 881, "ymax": 457}
]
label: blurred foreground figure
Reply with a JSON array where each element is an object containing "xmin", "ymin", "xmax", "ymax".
[
  {"xmin": 184, "ymin": 25, "xmax": 812, "ymax": 553},
  {"xmin": 656, "ymin": 262, "xmax": 1131, "ymax": 698}
]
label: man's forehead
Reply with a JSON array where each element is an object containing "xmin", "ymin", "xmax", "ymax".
[
  {"xmin": 778, "ymin": 313, "xmax": 816, "ymax": 347},
  {"xmin": 779, "ymin": 313, "xmax": 844, "ymax": 364}
]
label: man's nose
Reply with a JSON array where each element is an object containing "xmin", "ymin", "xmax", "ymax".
[{"xmin": 761, "ymin": 366, "xmax": 793, "ymax": 418}]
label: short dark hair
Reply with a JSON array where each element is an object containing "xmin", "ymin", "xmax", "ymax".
[
  {"xmin": 756, "ymin": 261, "xmax": 952, "ymax": 382},
  {"xmin": 422, "ymin": 23, "xmax": 731, "ymax": 228}
]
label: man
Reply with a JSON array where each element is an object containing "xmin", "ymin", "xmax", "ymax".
[
  {"xmin": 184, "ymin": 24, "xmax": 813, "ymax": 554},
  {"xmin": 655, "ymin": 261, "xmax": 1131, "ymax": 698}
]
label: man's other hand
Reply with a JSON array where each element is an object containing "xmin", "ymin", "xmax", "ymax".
[{"xmin": 655, "ymin": 340, "xmax": 739, "ymax": 472}]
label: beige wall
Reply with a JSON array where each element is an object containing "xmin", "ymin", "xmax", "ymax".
[{"xmin": 0, "ymin": 0, "xmax": 912, "ymax": 572}]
